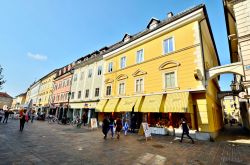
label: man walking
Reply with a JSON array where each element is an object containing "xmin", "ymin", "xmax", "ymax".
[
  {"xmin": 2, "ymin": 109, "xmax": 9, "ymax": 123},
  {"xmin": 179, "ymin": 118, "xmax": 194, "ymax": 144}
]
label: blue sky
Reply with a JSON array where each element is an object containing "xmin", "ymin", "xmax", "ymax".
[{"xmin": 0, "ymin": 0, "xmax": 233, "ymax": 97}]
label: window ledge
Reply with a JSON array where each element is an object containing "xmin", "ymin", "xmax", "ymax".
[{"xmin": 162, "ymin": 87, "xmax": 180, "ymax": 92}]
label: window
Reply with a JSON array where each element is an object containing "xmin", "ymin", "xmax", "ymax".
[
  {"xmin": 108, "ymin": 62, "xmax": 113, "ymax": 72},
  {"xmin": 135, "ymin": 78, "xmax": 144, "ymax": 93},
  {"xmin": 74, "ymin": 74, "xmax": 78, "ymax": 81},
  {"xmin": 64, "ymin": 93, "xmax": 68, "ymax": 100},
  {"xmin": 164, "ymin": 72, "xmax": 175, "ymax": 88},
  {"xmin": 88, "ymin": 69, "xmax": 92, "ymax": 78},
  {"xmin": 60, "ymin": 94, "xmax": 64, "ymax": 101},
  {"xmin": 97, "ymin": 66, "xmax": 102, "ymax": 75},
  {"xmin": 85, "ymin": 89, "xmax": 89, "ymax": 98},
  {"xmin": 78, "ymin": 91, "xmax": 81, "ymax": 99},
  {"xmin": 71, "ymin": 92, "xmax": 75, "ymax": 99},
  {"xmin": 119, "ymin": 83, "xmax": 125, "ymax": 95},
  {"xmin": 136, "ymin": 49, "xmax": 144, "ymax": 64},
  {"xmin": 95, "ymin": 88, "xmax": 100, "ymax": 97},
  {"xmin": 80, "ymin": 72, "xmax": 84, "ymax": 80},
  {"xmin": 120, "ymin": 56, "xmax": 126, "ymax": 69},
  {"xmin": 106, "ymin": 86, "xmax": 111, "ymax": 96},
  {"xmin": 163, "ymin": 37, "xmax": 174, "ymax": 54}
]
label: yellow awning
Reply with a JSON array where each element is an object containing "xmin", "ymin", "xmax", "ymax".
[
  {"xmin": 140, "ymin": 95, "xmax": 164, "ymax": 113},
  {"xmin": 103, "ymin": 98, "xmax": 120, "ymax": 112},
  {"xmin": 95, "ymin": 100, "xmax": 108, "ymax": 112},
  {"xmin": 116, "ymin": 97, "xmax": 141, "ymax": 112},
  {"xmin": 164, "ymin": 92, "xmax": 193, "ymax": 113}
]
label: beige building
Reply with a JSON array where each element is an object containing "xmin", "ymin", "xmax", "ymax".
[
  {"xmin": 223, "ymin": 96, "xmax": 241, "ymax": 123},
  {"xmin": 224, "ymin": 0, "xmax": 250, "ymax": 129},
  {"xmin": 0, "ymin": 92, "xmax": 13, "ymax": 109},
  {"xmin": 11, "ymin": 93, "xmax": 26, "ymax": 110}
]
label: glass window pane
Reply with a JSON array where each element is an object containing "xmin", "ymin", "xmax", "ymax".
[{"xmin": 169, "ymin": 38, "xmax": 173, "ymax": 52}]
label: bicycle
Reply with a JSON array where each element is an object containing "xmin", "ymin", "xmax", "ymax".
[{"xmin": 48, "ymin": 115, "xmax": 59, "ymax": 124}]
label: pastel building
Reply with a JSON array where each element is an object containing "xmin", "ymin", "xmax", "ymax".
[
  {"xmin": 38, "ymin": 69, "xmax": 57, "ymax": 114},
  {"xmin": 96, "ymin": 4, "xmax": 223, "ymax": 140},
  {"xmin": 69, "ymin": 49, "xmax": 106, "ymax": 122},
  {"xmin": 52, "ymin": 64, "xmax": 74, "ymax": 120}
]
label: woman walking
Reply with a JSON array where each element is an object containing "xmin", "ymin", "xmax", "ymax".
[
  {"xmin": 19, "ymin": 109, "xmax": 26, "ymax": 132},
  {"xmin": 179, "ymin": 118, "xmax": 194, "ymax": 144},
  {"xmin": 115, "ymin": 117, "xmax": 123, "ymax": 139}
]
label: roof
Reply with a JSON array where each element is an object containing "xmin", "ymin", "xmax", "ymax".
[
  {"xmin": 100, "ymin": 4, "xmax": 220, "ymax": 65},
  {"xmin": 16, "ymin": 92, "xmax": 26, "ymax": 97},
  {"xmin": 0, "ymin": 92, "xmax": 13, "ymax": 98}
]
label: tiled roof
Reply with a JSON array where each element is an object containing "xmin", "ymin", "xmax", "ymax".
[{"xmin": 0, "ymin": 92, "xmax": 12, "ymax": 98}]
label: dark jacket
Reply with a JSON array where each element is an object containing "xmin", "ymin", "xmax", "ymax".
[
  {"xmin": 102, "ymin": 118, "xmax": 109, "ymax": 134},
  {"xmin": 115, "ymin": 118, "xmax": 123, "ymax": 132},
  {"xmin": 181, "ymin": 121, "xmax": 189, "ymax": 133}
]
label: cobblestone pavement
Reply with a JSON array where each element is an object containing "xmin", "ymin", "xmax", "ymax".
[{"xmin": 0, "ymin": 120, "xmax": 250, "ymax": 165}]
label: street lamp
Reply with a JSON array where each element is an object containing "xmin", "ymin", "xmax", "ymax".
[{"xmin": 230, "ymin": 80, "xmax": 236, "ymax": 92}]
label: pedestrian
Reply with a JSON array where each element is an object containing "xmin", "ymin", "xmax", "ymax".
[
  {"xmin": 124, "ymin": 120, "xmax": 129, "ymax": 136},
  {"xmin": 31, "ymin": 110, "xmax": 35, "ymax": 123},
  {"xmin": 82, "ymin": 112, "xmax": 87, "ymax": 126},
  {"xmin": 102, "ymin": 115, "xmax": 110, "ymax": 139},
  {"xmin": 108, "ymin": 115, "xmax": 115, "ymax": 138},
  {"xmin": 2, "ymin": 109, "xmax": 10, "ymax": 123},
  {"xmin": 131, "ymin": 114, "xmax": 136, "ymax": 133},
  {"xmin": 19, "ymin": 109, "xmax": 26, "ymax": 132},
  {"xmin": 179, "ymin": 118, "xmax": 194, "ymax": 144},
  {"xmin": 115, "ymin": 117, "xmax": 123, "ymax": 139},
  {"xmin": 0, "ymin": 109, "xmax": 4, "ymax": 122}
]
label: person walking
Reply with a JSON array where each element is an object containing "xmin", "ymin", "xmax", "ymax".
[
  {"xmin": 115, "ymin": 117, "xmax": 123, "ymax": 139},
  {"xmin": 82, "ymin": 112, "xmax": 87, "ymax": 126},
  {"xmin": 0, "ymin": 109, "xmax": 4, "ymax": 122},
  {"xmin": 179, "ymin": 118, "xmax": 194, "ymax": 144},
  {"xmin": 19, "ymin": 109, "xmax": 26, "ymax": 132},
  {"xmin": 102, "ymin": 115, "xmax": 110, "ymax": 139},
  {"xmin": 2, "ymin": 109, "xmax": 10, "ymax": 123},
  {"xmin": 124, "ymin": 120, "xmax": 129, "ymax": 136},
  {"xmin": 131, "ymin": 114, "xmax": 136, "ymax": 133},
  {"xmin": 108, "ymin": 115, "xmax": 115, "ymax": 138},
  {"xmin": 31, "ymin": 110, "xmax": 35, "ymax": 123}
]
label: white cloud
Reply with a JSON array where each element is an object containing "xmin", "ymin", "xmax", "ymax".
[{"xmin": 27, "ymin": 52, "xmax": 48, "ymax": 61}]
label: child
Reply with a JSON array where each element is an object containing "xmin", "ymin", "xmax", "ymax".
[{"xmin": 124, "ymin": 120, "xmax": 129, "ymax": 136}]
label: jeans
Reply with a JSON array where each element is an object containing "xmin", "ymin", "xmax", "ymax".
[
  {"xmin": 2, "ymin": 116, "xmax": 8, "ymax": 123},
  {"xmin": 108, "ymin": 125, "xmax": 114, "ymax": 137},
  {"xmin": 180, "ymin": 131, "xmax": 194, "ymax": 143}
]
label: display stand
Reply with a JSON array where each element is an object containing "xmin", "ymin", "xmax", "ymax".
[
  {"xmin": 138, "ymin": 122, "xmax": 152, "ymax": 141},
  {"xmin": 90, "ymin": 118, "xmax": 98, "ymax": 130}
]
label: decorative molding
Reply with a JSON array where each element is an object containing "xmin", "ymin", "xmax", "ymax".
[
  {"xmin": 104, "ymin": 78, "xmax": 114, "ymax": 84},
  {"xmin": 116, "ymin": 74, "xmax": 128, "ymax": 81},
  {"xmin": 159, "ymin": 61, "xmax": 180, "ymax": 70},
  {"xmin": 132, "ymin": 69, "xmax": 147, "ymax": 77}
]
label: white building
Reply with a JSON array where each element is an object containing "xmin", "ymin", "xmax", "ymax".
[{"xmin": 69, "ymin": 50, "xmax": 105, "ymax": 122}]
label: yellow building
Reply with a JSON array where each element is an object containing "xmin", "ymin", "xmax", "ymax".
[
  {"xmin": 38, "ymin": 69, "xmax": 57, "ymax": 114},
  {"xmin": 97, "ymin": 4, "xmax": 223, "ymax": 140}
]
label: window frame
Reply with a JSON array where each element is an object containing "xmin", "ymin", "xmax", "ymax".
[
  {"xmin": 95, "ymin": 88, "xmax": 100, "ymax": 97},
  {"xmin": 108, "ymin": 62, "xmax": 113, "ymax": 73},
  {"xmin": 88, "ymin": 69, "xmax": 92, "ymax": 78},
  {"xmin": 106, "ymin": 85, "xmax": 112, "ymax": 96},
  {"xmin": 136, "ymin": 49, "xmax": 144, "ymax": 64},
  {"xmin": 85, "ymin": 89, "xmax": 89, "ymax": 98},
  {"xmin": 134, "ymin": 77, "xmax": 144, "ymax": 93},
  {"xmin": 120, "ymin": 56, "xmax": 126, "ymax": 69},
  {"xmin": 162, "ymin": 70, "xmax": 177, "ymax": 89},
  {"xmin": 163, "ymin": 36, "xmax": 175, "ymax": 55},
  {"xmin": 118, "ymin": 82, "xmax": 125, "ymax": 95},
  {"xmin": 97, "ymin": 66, "xmax": 102, "ymax": 75},
  {"xmin": 78, "ymin": 91, "xmax": 82, "ymax": 99}
]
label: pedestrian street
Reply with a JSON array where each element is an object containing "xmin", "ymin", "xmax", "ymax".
[{"xmin": 0, "ymin": 120, "xmax": 249, "ymax": 165}]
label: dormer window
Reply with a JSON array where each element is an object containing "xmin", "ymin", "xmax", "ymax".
[
  {"xmin": 122, "ymin": 33, "xmax": 132, "ymax": 42},
  {"xmin": 147, "ymin": 18, "xmax": 160, "ymax": 30}
]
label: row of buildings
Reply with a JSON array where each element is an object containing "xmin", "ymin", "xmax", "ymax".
[{"xmin": 11, "ymin": 1, "xmax": 250, "ymax": 140}]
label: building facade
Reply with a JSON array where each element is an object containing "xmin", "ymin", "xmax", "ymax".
[
  {"xmin": 224, "ymin": 0, "xmax": 250, "ymax": 129},
  {"xmin": 11, "ymin": 93, "xmax": 26, "ymax": 110},
  {"xmin": 52, "ymin": 64, "xmax": 74, "ymax": 120},
  {"xmin": 70, "ymin": 50, "xmax": 105, "ymax": 122},
  {"xmin": 38, "ymin": 69, "xmax": 57, "ymax": 114},
  {"xmin": 96, "ymin": 4, "xmax": 222, "ymax": 139},
  {"xmin": 222, "ymin": 96, "xmax": 241, "ymax": 123},
  {"xmin": 25, "ymin": 81, "xmax": 41, "ymax": 110},
  {"xmin": 0, "ymin": 92, "xmax": 13, "ymax": 109}
]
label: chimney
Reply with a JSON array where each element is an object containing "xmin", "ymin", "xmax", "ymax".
[{"xmin": 167, "ymin": 12, "xmax": 173, "ymax": 18}]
